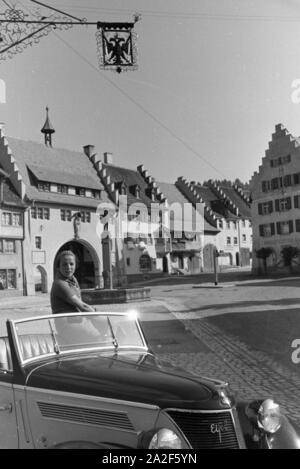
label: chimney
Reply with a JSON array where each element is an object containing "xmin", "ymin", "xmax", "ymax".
[
  {"xmin": 104, "ymin": 152, "xmax": 113, "ymax": 165},
  {"xmin": 83, "ymin": 145, "xmax": 96, "ymax": 158}
]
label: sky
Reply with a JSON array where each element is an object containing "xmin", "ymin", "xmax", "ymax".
[{"xmin": 1, "ymin": 0, "xmax": 300, "ymax": 185}]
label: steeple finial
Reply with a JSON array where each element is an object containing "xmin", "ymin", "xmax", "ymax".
[{"xmin": 41, "ymin": 106, "xmax": 55, "ymax": 147}]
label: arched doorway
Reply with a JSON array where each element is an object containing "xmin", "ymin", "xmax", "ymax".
[
  {"xmin": 54, "ymin": 241, "xmax": 98, "ymax": 289},
  {"xmin": 34, "ymin": 266, "xmax": 48, "ymax": 294}
]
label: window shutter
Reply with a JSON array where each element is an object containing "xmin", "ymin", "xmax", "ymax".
[
  {"xmin": 275, "ymin": 199, "xmax": 280, "ymax": 211},
  {"xmin": 296, "ymin": 220, "xmax": 300, "ymax": 232},
  {"xmin": 286, "ymin": 197, "xmax": 292, "ymax": 210},
  {"xmin": 270, "ymin": 223, "xmax": 275, "ymax": 236},
  {"xmin": 289, "ymin": 220, "xmax": 294, "ymax": 233},
  {"xmin": 268, "ymin": 201, "xmax": 273, "ymax": 213},
  {"xmin": 258, "ymin": 203, "xmax": 263, "ymax": 215},
  {"xmin": 294, "ymin": 196, "xmax": 299, "ymax": 209},
  {"xmin": 262, "ymin": 181, "xmax": 267, "ymax": 192},
  {"xmin": 284, "ymin": 175, "xmax": 292, "ymax": 187},
  {"xmin": 259, "ymin": 225, "xmax": 264, "ymax": 237},
  {"xmin": 276, "ymin": 222, "xmax": 281, "ymax": 235}
]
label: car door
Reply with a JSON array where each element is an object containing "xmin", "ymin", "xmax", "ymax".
[{"xmin": 0, "ymin": 376, "xmax": 18, "ymax": 448}]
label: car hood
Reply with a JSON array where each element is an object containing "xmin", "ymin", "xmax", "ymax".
[{"xmin": 25, "ymin": 351, "xmax": 229, "ymax": 410}]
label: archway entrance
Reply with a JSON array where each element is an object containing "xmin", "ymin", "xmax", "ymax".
[
  {"xmin": 34, "ymin": 266, "xmax": 48, "ymax": 293},
  {"xmin": 54, "ymin": 241, "xmax": 97, "ymax": 289}
]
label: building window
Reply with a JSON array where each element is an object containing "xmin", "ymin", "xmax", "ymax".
[
  {"xmin": 275, "ymin": 197, "xmax": 291, "ymax": 212},
  {"xmin": 1, "ymin": 212, "xmax": 11, "ymax": 225},
  {"xmin": 226, "ymin": 221, "xmax": 231, "ymax": 229},
  {"xmin": 234, "ymin": 237, "xmax": 238, "ymax": 245},
  {"xmin": 258, "ymin": 201, "xmax": 273, "ymax": 215},
  {"xmin": 0, "ymin": 239, "xmax": 16, "ymax": 254},
  {"xmin": 139, "ymin": 254, "xmax": 152, "ymax": 272},
  {"xmin": 270, "ymin": 155, "xmax": 291, "ymax": 167},
  {"xmin": 1, "ymin": 212, "xmax": 21, "ymax": 226},
  {"xmin": 60, "ymin": 209, "xmax": 72, "ymax": 222},
  {"xmin": 35, "ymin": 236, "xmax": 42, "ymax": 249},
  {"xmin": 227, "ymin": 237, "xmax": 231, "ymax": 245},
  {"xmin": 126, "ymin": 258, "xmax": 130, "ymax": 266},
  {"xmin": 242, "ymin": 234, "xmax": 246, "ymax": 243},
  {"xmin": 76, "ymin": 187, "xmax": 86, "ymax": 197},
  {"xmin": 80, "ymin": 211, "xmax": 91, "ymax": 223},
  {"xmin": 32, "ymin": 207, "xmax": 50, "ymax": 220},
  {"xmin": 218, "ymin": 219, "xmax": 223, "ymax": 229},
  {"xmin": 242, "ymin": 220, "xmax": 246, "ymax": 228},
  {"xmin": 262, "ymin": 180, "xmax": 271, "ymax": 192},
  {"xmin": 57, "ymin": 185, "xmax": 68, "ymax": 194},
  {"xmin": 233, "ymin": 221, "xmax": 237, "ymax": 230},
  {"xmin": 259, "ymin": 223, "xmax": 275, "ymax": 237},
  {"xmin": 38, "ymin": 182, "xmax": 50, "ymax": 192},
  {"xmin": 0, "ymin": 269, "xmax": 16, "ymax": 290},
  {"xmin": 277, "ymin": 221, "xmax": 293, "ymax": 235},
  {"xmin": 93, "ymin": 190, "xmax": 101, "ymax": 199},
  {"xmin": 294, "ymin": 173, "xmax": 300, "ymax": 185}
]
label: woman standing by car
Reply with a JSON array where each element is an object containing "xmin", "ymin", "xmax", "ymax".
[{"xmin": 50, "ymin": 250, "xmax": 95, "ymax": 314}]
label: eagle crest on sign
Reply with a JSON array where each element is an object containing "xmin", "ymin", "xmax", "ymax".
[{"xmin": 96, "ymin": 22, "xmax": 138, "ymax": 73}]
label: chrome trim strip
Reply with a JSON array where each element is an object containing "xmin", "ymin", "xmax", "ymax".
[
  {"xmin": 20, "ymin": 345, "xmax": 148, "ymax": 366},
  {"xmin": 164, "ymin": 407, "xmax": 245, "ymax": 449},
  {"xmin": 10, "ymin": 312, "xmax": 135, "ymax": 324},
  {"xmin": 14, "ymin": 384, "xmax": 160, "ymax": 411}
]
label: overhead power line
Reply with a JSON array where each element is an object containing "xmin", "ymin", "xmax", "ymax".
[
  {"xmin": 49, "ymin": 3, "xmax": 300, "ymax": 23},
  {"xmin": 52, "ymin": 30, "xmax": 227, "ymax": 179}
]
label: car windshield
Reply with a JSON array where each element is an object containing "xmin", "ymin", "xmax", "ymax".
[{"xmin": 12, "ymin": 312, "xmax": 146, "ymax": 364}]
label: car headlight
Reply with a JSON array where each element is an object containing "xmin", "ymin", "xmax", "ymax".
[
  {"xmin": 148, "ymin": 429, "xmax": 183, "ymax": 449},
  {"xmin": 257, "ymin": 399, "xmax": 282, "ymax": 434}
]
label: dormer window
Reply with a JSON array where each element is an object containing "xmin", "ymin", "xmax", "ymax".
[
  {"xmin": 38, "ymin": 182, "xmax": 50, "ymax": 192},
  {"xmin": 115, "ymin": 181, "xmax": 127, "ymax": 195},
  {"xmin": 57, "ymin": 185, "xmax": 68, "ymax": 194},
  {"xmin": 76, "ymin": 187, "xmax": 86, "ymax": 197},
  {"xmin": 130, "ymin": 184, "xmax": 141, "ymax": 198},
  {"xmin": 146, "ymin": 187, "xmax": 155, "ymax": 201}
]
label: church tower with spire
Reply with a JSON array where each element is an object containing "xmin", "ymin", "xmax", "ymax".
[{"xmin": 41, "ymin": 106, "xmax": 55, "ymax": 147}]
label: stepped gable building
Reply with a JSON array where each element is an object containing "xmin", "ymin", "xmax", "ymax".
[
  {"xmin": 175, "ymin": 178, "xmax": 252, "ymax": 269},
  {"xmin": 250, "ymin": 123, "xmax": 300, "ymax": 273},
  {"xmin": 0, "ymin": 110, "xmax": 112, "ymax": 295},
  {"xmin": 152, "ymin": 181, "xmax": 219, "ymax": 273},
  {"xmin": 0, "ymin": 167, "xmax": 27, "ymax": 296},
  {"xmin": 84, "ymin": 152, "xmax": 166, "ymax": 283}
]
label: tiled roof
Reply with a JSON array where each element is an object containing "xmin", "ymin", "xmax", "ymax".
[
  {"xmin": 193, "ymin": 184, "xmax": 223, "ymax": 218},
  {"xmin": 2, "ymin": 178, "xmax": 25, "ymax": 207},
  {"xmin": 219, "ymin": 185, "xmax": 251, "ymax": 218},
  {"xmin": 103, "ymin": 163, "xmax": 160, "ymax": 207},
  {"xmin": 28, "ymin": 163, "xmax": 101, "ymax": 190},
  {"xmin": 26, "ymin": 190, "xmax": 109, "ymax": 209},
  {"xmin": 158, "ymin": 182, "xmax": 219, "ymax": 233},
  {"xmin": 6, "ymin": 138, "xmax": 104, "ymax": 198}
]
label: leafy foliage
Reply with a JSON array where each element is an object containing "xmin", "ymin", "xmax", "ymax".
[{"xmin": 280, "ymin": 246, "xmax": 300, "ymax": 267}]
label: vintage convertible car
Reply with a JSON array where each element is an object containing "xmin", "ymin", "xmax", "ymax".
[{"xmin": 0, "ymin": 311, "xmax": 299, "ymax": 449}]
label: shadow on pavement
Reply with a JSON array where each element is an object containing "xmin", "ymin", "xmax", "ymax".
[{"xmin": 199, "ymin": 310, "xmax": 300, "ymax": 374}]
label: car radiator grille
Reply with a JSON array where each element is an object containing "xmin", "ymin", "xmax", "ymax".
[
  {"xmin": 167, "ymin": 410, "xmax": 240, "ymax": 449},
  {"xmin": 37, "ymin": 402, "xmax": 135, "ymax": 431}
]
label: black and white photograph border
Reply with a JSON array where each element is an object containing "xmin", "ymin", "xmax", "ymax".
[{"xmin": 0, "ymin": 0, "xmax": 300, "ymax": 455}]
